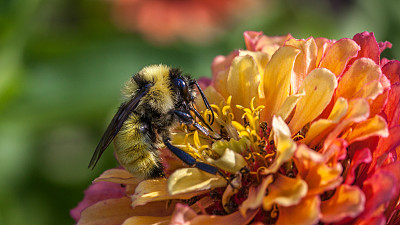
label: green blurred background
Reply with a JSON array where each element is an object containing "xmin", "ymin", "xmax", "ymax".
[{"xmin": 0, "ymin": 0, "xmax": 399, "ymax": 224}]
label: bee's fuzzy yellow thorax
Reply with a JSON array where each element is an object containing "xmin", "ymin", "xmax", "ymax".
[{"xmin": 122, "ymin": 64, "xmax": 174, "ymax": 113}]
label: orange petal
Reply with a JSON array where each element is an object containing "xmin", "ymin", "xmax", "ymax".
[
  {"xmin": 294, "ymin": 145, "xmax": 342, "ymax": 195},
  {"xmin": 276, "ymin": 195, "xmax": 320, "ymax": 225},
  {"xmin": 345, "ymin": 115, "xmax": 388, "ymax": 144},
  {"xmin": 167, "ymin": 168, "xmax": 227, "ymax": 195},
  {"xmin": 288, "ymin": 68, "xmax": 338, "ymax": 134},
  {"xmin": 131, "ymin": 178, "xmax": 209, "ymax": 208},
  {"xmin": 262, "ymin": 174, "xmax": 308, "ymax": 210},
  {"xmin": 302, "ymin": 97, "xmax": 348, "ymax": 147},
  {"xmin": 78, "ymin": 197, "xmax": 174, "ymax": 225},
  {"xmin": 315, "ymin": 37, "xmax": 333, "ymax": 67},
  {"xmin": 286, "ymin": 38, "xmax": 318, "ymax": 95},
  {"xmin": 240, "ymin": 175, "xmax": 273, "ymax": 216},
  {"xmin": 320, "ymin": 184, "xmax": 365, "ymax": 223},
  {"xmin": 170, "ymin": 202, "xmax": 259, "ymax": 225},
  {"xmin": 227, "ymin": 55, "xmax": 260, "ymax": 119},
  {"xmin": 189, "ymin": 208, "xmax": 259, "ymax": 225},
  {"xmin": 323, "ymin": 98, "xmax": 370, "ymax": 150},
  {"xmin": 262, "ymin": 46, "xmax": 300, "ymax": 124},
  {"xmin": 336, "ymin": 58, "xmax": 382, "ymax": 100},
  {"xmin": 319, "ymin": 38, "xmax": 360, "ymax": 76}
]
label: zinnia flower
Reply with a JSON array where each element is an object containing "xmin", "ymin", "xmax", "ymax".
[
  {"xmin": 111, "ymin": 0, "xmax": 264, "ymax": 44},
  {"xmin": 72, "ymin": 31, "xmax": 400, "ymax": 225}
]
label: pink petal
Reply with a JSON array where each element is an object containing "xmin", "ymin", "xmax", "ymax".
[
  {"xmin": 197, "ymin": 77, "xmax": 212, "ymax": 90},
  {"xmin": 71, "ymin": 181, "xmax": 126, "ymax": 222},
  {"xmin": 244, "ymin": 31, "xmax": 264, "ymax": 51},
  {"xmin": 378, "ymin": 41, "xmax": 392, "ymax": 54}
]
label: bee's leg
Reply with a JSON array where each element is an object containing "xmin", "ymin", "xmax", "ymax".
[
  {"xmin": 164, "ymin": 137, "xmax": 234, "ymax": 187},
  {"xmin": 163, "ymin": 138, "xmax": 218, "ymax": 175},
  {"xmin": 173, "ymin": 110, "xmax": 221, "ymax": 140}
]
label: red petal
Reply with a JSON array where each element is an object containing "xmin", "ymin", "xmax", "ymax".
[
  {"xmin": 381, "ymin": 60, "xmax": 400, "ymax": 85},
  {"xmin": 384, "ymin": 84, "xmax": 400, "ymax": 128},
  {"xmin": 350, "ymin": 32, "xmax": 380, "ymax": 65},
  {"xmin": 345, "ymin": 148, "xmax": 372, "ymax": 184}
]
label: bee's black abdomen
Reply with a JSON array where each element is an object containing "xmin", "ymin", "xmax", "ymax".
[{"xmin": 148, "ymin": 163, "xmax": 165, "ymax": 178}]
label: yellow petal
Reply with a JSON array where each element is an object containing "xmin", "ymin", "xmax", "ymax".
[
  {"xmin": 327, "ymin": 97, "xmax": 350, "ymax": 121},
  {"xmin": 207, "ymin": 148, "xmax": 248, "ymax": 173},
  {"xmin": 289, "ymin": 68, "xmax": 338, "ymax": 134},
  {"xmin": 276, "ymin": 90, "xmax": 305, "ymax": 121},
  {"xmin": 94, "ymin": 168, "xmax": 139, "ymax": 185},
  {"xmin": 262, "ymin": 116, "xmax": 296, "ymax": 175},
  {"xmin": 276, "ymin": 196, "xmax": 320, "ymax": 225},
  {"xmin": 320, "ymin": 184, "xmax": 365, "ymax": 223},
  {"xmin": 262, "ymin": 46, "xmax": 300, "ymax": 124},
  {"xmin": 345, "ymin": 115, "xmax": 389, "ymax": 144},
  {"xmin": 168, "ymin": 168, "xmax": 227, "ymax": 195},
  {"xmin": 222, "ymin": 173, "xmax": 243, "ymax": 213},
  {"xmin": 227, "ymin": 55, "xmax": 260, "ymax": 120},
  {"xmin": 302, "ymin": 97, "xmax": 348, "ymax": 147},
  {"xmin": 286, "ymin": 38, "xmax": 318, "ymax": 95},
  {"xmin": 239, "ymin": 50, "xmax": 270, "ymax": 77},
  {"xmin": 122, "ymin": 216, "xmax": 171, "ymax": 225},
  {"xmin": 211, "ymin": 138, "xmax": 250, "ymax": 155},
  {"xmin": 262, "ymin": 174, "xmax": 308, "ymax": 210},
  {"xmin": 319, "ymin": 38, "xmax": 360, "ymax": 76},
  {"xmin": 336, "ymin": 58, "xmax": 382, "ymax": 100},
  {"xmin": 239, "ymin": 50, "xmax": 271, "ymax": 100},
  {"xmin": 131, "ymin": 178, "xmax": 209, "ymax": 208},
  {"xmin": 240, "ymin": 175, "xmax": 273, "ymax": 216}
]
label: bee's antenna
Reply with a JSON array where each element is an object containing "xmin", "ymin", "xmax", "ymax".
[
  {"xmin": 193, "ymin": 81, "xmax": 215, "ymax": 125},
  {"xmin": 189, "ymin": 105, "xmax": 214, "ymax": 132}
]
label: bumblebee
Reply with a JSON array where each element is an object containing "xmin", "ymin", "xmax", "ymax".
[{"xmin": 88, "ymin": 64, "xmax": 219, "ymax": 179}]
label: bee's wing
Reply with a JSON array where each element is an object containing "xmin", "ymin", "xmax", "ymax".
[{"xmin": 88, "ymin": 84, "xmax": 152, "ymax": 169}]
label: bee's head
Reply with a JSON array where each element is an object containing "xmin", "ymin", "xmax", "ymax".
[
  {"xmin": 170, "ymin": 69, "xmax": 215, "ymax": 125},
  {"xmin": 172, "ymin": 76, "xmax": 195, "ymax": 104}
]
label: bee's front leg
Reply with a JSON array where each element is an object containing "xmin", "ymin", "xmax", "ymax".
[
  {"xmin": 163, "ymin": 137, "xmax": 218, "ymax": 175},
  {"xmin": 172, "ymin": 110, "xmax": 221, "ymax": 140}
]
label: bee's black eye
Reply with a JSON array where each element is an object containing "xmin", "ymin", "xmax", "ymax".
[{"xmin": 174, "ymin": 78, "xmax": 190, "ymax": 101}]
